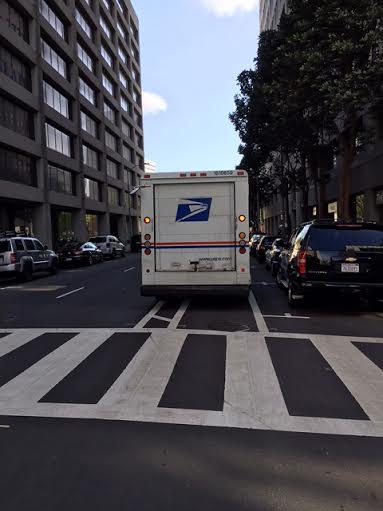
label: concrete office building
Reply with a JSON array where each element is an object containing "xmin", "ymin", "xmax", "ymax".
[
  {"xmin": 258, "ymin": 0, "xmax": 383, "ymax": 232},
  {"xmin": 0, "ymin": 0, "xmax": 144, "ymax": 248}
]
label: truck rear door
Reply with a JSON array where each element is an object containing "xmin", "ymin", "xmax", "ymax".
[{"xmin": 154, "ymin": 182, "xmax": 236, "ymax": 272}]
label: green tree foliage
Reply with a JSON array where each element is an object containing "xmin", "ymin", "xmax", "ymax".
[{"xmin": 231, "ymin": 0, "xmax": 383, "ymax": 222}]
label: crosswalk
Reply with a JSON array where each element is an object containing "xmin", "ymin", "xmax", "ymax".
[{"xmin": 0, "ymin": 328, "xmax": 382, "ymax": 437}]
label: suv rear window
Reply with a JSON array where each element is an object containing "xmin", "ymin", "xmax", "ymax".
[
  {"xmin": 308, "ymin": 227, "xmax": 383, "ymax": 251},
  {"xmin": 89, "ymin": 237, "xmax": 106, "ymax": 243},
  {"xmin": 0, "ymin": 240, "xmax": 10, "ymax": 253}
]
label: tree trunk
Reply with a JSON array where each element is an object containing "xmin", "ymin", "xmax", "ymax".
[
  {"xmin": 338, "ymin": 117, "xmax": 357, "ymax": 222},
  {"xmin": 318, "ymin": 148, "xmax": 329, "ymax": 219}
]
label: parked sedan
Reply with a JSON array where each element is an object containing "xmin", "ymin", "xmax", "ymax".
[
  {"xmin": 89, "ymin": 235, "xmax": 125, "ymax": 258},
  {"xmin": 265, "ymin": 238, "xmax": 286, "ymax": 275},
  {"xmin": 57, "ymin": 242, "xmax": 103, "ymax": 267},
  {"xmin": 255, "ymin": 235, "xmax": 278, "ymax": 262}
]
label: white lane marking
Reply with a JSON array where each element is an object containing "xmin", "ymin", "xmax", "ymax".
[
  {"xmin": 168, "ymin": 299, "xmax": 191, "ymax": 329},
  {"xmin": 263, "ymin": 314, "xmax": 311, "ymax": 320},
  {"xmin": 56, "ymin": 287, "xmax": 85, "ymax": 300},
  {"xmin": 152, "ymin": 315, "xmax": 172, "ymax": 323},
  {"xmin": 0, "ymin": 424, "xmax": 10, "ymax": 429},
  {"xmin": 134, "ymin": 300, "xmax": 166, "ymax": 329},
  {"xmin": 249, "ymin": 291, "xmax": 269, "ymax": 334},
  {"xmin": 124, "ymin": 267, "xmax": 136, "ymax": 273},
  {"xmin": 0, "ymin": 286, "xmax": 24, "ymax": 290}
]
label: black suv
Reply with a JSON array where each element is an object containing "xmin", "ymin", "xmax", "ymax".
[{"xmin": 276, "ymin": 221, "xmax": 383, "ymax": 307}]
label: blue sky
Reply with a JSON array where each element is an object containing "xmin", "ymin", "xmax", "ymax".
[{"xmin": 133, "ymin": 0, "xmax": 260, "ymax": 172}]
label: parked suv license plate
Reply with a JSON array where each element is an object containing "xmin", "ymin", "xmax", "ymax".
[{"xmin": 341, "ymin": 263, "xmax": 359, "ymax": 273}]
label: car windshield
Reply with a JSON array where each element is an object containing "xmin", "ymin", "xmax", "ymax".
[
  {"xmin": 0, "ymin": 240, "xmax": 10, "ymax": 253},
  {"xmin": 308, "ymin": 227, "xmax": 383, "ymax": 250},
  {"xmin": 89, "ymin": 237, "xmax": 107, "ymax": 243}
]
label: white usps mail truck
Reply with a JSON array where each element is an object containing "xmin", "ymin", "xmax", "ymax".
[{"xmin": 140, "ymin": 170, "xmax": 250, "ymax": 297}]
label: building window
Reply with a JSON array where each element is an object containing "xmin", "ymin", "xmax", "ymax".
[
  {"xmin": 108, "ymin": 186, "xmax": 119, "ymax": 206},
  {"xmin": 105, "ymin": 130, "xmax": 117, "ymax": 151},
  {"xmin": 116, "ymin": 0, "xmax": 125, "ymax": 14},
  {"xmin": 80, "ymin": 110, "xmax": 97, "ymax": 137},
  {"xmin": 122, "ymin": 119, "xmax": 132, "ymax": 138},
  {"xmin": 123, "ymin": 144, "xmax": 133, "ymax": 163},
  {"xmin": 124, "ymin": 191, "xmax": 130, "ymax": 208},
  {"xmin": 106, "ymin": 158, "xmax": 118, "ymax": 179},
  {"xmin": 79, "ymin": 77, "xmax": 96, "ymax": 105},
  {"xmin": 130, "ymin": 22, "xmax": 139, "ymax": 42},
  {"xmin": 133, "ymin": 90, "xmax": 140, "ymax": 105},
  {"xmin": 0, "ymin": 145, "xmax": 36, "ymax": 187},
  {"xmin": 102, "ymin": 73, "xmax": 114, "ymax": 96},
  {"xmin": 85, "ymin": 213, "xmax": 98, "ymax": 236},
  {"xmin": 119, "ymin": 70, "xmax": 130, "ymax": 90},
  {"xmin": 0, "ymin": 0, "xmax": 29, "ymax": 42},
  {"xmin": 118, "ymin": 45, "xmax": 127, "ymax": 65},
  {"xmin": 0, "ymin": 94, "xmax": 33, "ymax": 138},
  {"xmin": 134, "ymin": 110, "xmax": 142, "ymax": 127},
  {"xmin": 84, "ymin": 177, "xmax": 100, "ymax": 201},
  {"xmin": 100, "ymin": 16, "xmax": 111, "ymax": 39},
  {"xmin": 82, "ymin": 144, "xmax": 99, "ymax": 169},
  {"xmin": 103, "ymin": 101, "xmax": 116, "ymax": 124},
  {"xmin": 136, "ymin": 132, "xmax": 143, "ymax": 149},
  {"xmin": 45, "ymin": 123, "xmax": 71, "ymax": 157},
  {"xmin": 39, "ymin": 0, "xmax": 65, "ymax": 39},
  {"xmin": 120, "ymin": 95, "xmax": 131, "ymax": 114},
  {"xmin": 132, "ymin": 67, "xmax": 140, "ymax": 84},
  {"xmin": 123, "ymin": 168, "xmax": 129, "ymax": 183},
  {"xmin": 41, "ymin": 39, "xmax": 67, "ymax": 78},
  {"xmin": 43, "ymin": 80, "xmax": 69, "ymax": 118},
  {"xmin": 48, "ymin": 164, "xmax": 74, "ymax": 195},
  {"xmin": 101, "ymin": 0, "xmax": 110, "ymax": 11},
  {"xmin": 77, "ymin": 42, "xmax": 94, "ymax": 72},
  {"xmin": 117, "ymin": 21, "xmax": 126, "ymax": 40},
  {"xmin": 75, "ymin": 8, "xmax": 92, "ymax": 39},
  {"xmin": 0, "ymin": 45, "xmax": 31, "ymax": 90},
  {"xmin": 101, "ymin": 44, "xmax": 113, "ymax": 68}
]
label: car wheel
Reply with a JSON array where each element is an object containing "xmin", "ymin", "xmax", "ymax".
[
  {"xmin": 87, "ymin": 254, "xmax": 93, "ymax": 266},
  {"xmin": 99, "ymin": 254, "xmax": 104, "ymax": 263},
  {"xmin": 50, "ymin": 260, "xmax": 58, "ymax": 275},
  {"xmin": 271, "ymin": 263, "xmax": 278, "ymax": 277},
  {"xmin": 288, "ymin": 280, "xmax": 304, "ymax": 308},
  {"xmin": 276, "ymin": 269, "xmax": 284, "ymax": 289},
  {"xmin": 18, "ymin": 264, "xmax": 33, "ymax": 282},
  {"xmin": 111, "ymin": 250, "xmax": 116, "ymax": 259},
  {"xmin": 120, "ymin": 250, "xmax": 125, "ymax": 258}
]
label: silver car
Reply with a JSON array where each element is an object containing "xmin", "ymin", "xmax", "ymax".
[
  {"xmin": 0, "ymin": 235, "xmax": 58, "ymax": 282},
  {"xmin": 88, "ymin": 235, "xmax": 125, "ymax": 258}
]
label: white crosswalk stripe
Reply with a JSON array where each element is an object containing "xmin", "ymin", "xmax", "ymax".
[{"xmin": 0, "ymin": 328, "xmax": 382, "ymax": 437}]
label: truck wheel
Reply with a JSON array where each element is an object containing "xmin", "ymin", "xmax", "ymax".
[{"xmin": 87, "ymin": 254, "xmax": 93, "ymax": 266}]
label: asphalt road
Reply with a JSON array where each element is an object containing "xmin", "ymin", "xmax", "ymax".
[{"xmin": 0, "ymin": 254, "xmax": 382, "ymax": 510}]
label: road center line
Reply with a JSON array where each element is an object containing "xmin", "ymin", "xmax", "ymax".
[
  {"xmin": 263, "ymin": 314, "xmax": 311, "ymax": 320},
  {"xmin": 56, "ymin": 287, "xmax": 85, "ymax": 300},
  {"xmin": 0, "ymin": 425, "xmax": 10, "ymax": 429},
  {"xmin": 124, "ymin": 267, "xmax": 136, "ymax": 273}
]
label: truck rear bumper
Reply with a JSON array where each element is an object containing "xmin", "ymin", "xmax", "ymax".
[{"xmin": 141, "ymin": 285, "xmax": 250, "ymax": 298}]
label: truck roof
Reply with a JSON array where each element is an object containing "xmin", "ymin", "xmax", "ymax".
[{"xmin": 141, "ymin": 170, "xmax": 247, "ymax": 180}]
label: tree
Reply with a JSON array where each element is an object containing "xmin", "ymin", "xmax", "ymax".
[{"xmin": 275, "ymin": 0, "xmax": 383, "ymax": 221}]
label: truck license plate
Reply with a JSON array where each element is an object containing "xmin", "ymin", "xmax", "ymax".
[{"xmin": 341, "ymin": 263, "xmax": 359, "ymax": 273}]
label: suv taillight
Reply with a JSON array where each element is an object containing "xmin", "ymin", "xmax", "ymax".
[
  {"xmin": 10, "ymin": 252, "xmax": 17, "ymax": 264},
  {"xmin": 298, "ymin": 250, "xmax": 307, "ymax": 275}
]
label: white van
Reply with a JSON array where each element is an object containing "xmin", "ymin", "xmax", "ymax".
[{"xmin": 140, "ymin": 170, "xmax": 250, "ymax": 297}]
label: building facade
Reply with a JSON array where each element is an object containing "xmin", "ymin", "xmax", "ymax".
[
  {"xmin": 0, "ymin": 0, "xmax": 144, "ymax": 248},
  {"xmin": 258, "ymin": 0, "xmax": 383, "ymax": 232}
]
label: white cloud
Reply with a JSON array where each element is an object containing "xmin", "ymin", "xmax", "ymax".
[
  {"xmin": 202, "ymin": 0, "xmax": 258, "ymax": 16},
  {"xmin": 142, "ymin": 92, "xmax": 168, "ymax": 116}
]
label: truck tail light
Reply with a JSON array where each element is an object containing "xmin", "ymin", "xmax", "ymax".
[
  {"xmin": 144, "ymin": 234, "xmax": 151, "ymax": 241},
  {"xmin": 10, "ymin": 252, "xmax": 17, "ymax": 264},
  {"xmin": 239, "ymin": 232, "xmax": 246, "ymax": 239},
  {"xmin": 239, "ymin": 247, "xmax": 246, "ymax": 255},
  {"xmin": 144, "ymin": 217, "xmax": 151, "ymax": 224},
  {"xmin": 144, "ymin": 249, "xmax": 152, "ymax": 256},
  {"xmin": 298, "ymin": 250, "xmax": 307, "ymax": 275},
  {"xmin": 239, "ymin": 215, "xmax": 246, "ymax": 223}
]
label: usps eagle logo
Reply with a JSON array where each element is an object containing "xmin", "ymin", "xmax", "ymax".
[{"xmin": 176, "ymin": 198, "xmax": 212, "ymax": 222}]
